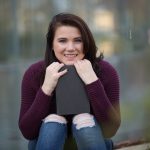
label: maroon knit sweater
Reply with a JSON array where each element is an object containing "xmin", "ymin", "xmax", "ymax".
[{"xmin": 19, "ymin": 59, "xmax": 120, "ymax": 140}]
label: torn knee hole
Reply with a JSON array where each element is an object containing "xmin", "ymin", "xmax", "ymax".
[
  {"xmin": 43, "ymin": 114, "xmax": 67, "ymax": 124},
  {"xmin": 73, "ymin": 113, "xmax": 95, "ymax": 130}
]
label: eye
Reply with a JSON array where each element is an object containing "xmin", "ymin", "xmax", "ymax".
[
  {"xmin": 58, "ymin": 38, "xmax": 67, "ymax": 43},
  {"xmin": 75, "ymin": 38, "xmax": 82, "ymax": 43}
]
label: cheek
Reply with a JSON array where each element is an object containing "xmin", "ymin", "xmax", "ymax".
[
  {"xmin": 53, "ymin": 50, "xmax": 61, "ymax": 59},
  {"xmin": 80, "ymin": 46, "xmax": 85, "ymax": 56},
  {"xmin": 53, "ymin": 45, "xmax": 64, "ymax": 55},
  {"xmin": 80, "ymin": 53, "xmax": 85, "ymax": 59},
  {"xmin": 54, "ymin": 52, "xmax": 63, "ymax": 60},
  {"xmin": 78, "ymin": 52, "xmax": 85, "ymax": 60},
  {"xmin": 77, "ymin": 44, "xmax": 84, "ymax": 53}
]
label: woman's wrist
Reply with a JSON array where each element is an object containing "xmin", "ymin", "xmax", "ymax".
[
  {"xmin": 41, "ymin": 85, "xmax": 53, "ymax": 96},
  {"xmin": 85, "ymin": 76, "xmax": 98, "ymax": 85}
]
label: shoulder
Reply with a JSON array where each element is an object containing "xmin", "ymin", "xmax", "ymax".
[
  {"xmin": 97, "ymin": 59, "xmax": 119, "ymax": 82},
  {"xmin": 25, "ymin": 60, "xmax": 44, "ymax": 73},
  {"xmin": 23, "ymin": 60, "xmax": 45, "ymax": 81},
  {"xmin": 98, "ymin": 59, "xmax": 117, "ymax": 72},
  {"xmin": 28, "ymin": 60, "xmax": 45, "ymax": 72}
]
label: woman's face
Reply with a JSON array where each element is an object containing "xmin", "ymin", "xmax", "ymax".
[{"xmin": 52, "ymin": 25, "xmax": 85, "ymax": 65}]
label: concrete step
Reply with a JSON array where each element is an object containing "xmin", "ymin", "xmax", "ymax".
[{"xmin": 116, "ymin": 143, "xmax": 150, "ymax": 150}]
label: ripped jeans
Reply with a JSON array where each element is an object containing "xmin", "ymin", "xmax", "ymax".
[{"xmin": 28, "ymin": 113, "xmax": 113, "ymax": 150}]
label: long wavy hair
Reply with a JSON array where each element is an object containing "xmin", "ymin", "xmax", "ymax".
[{"xmin": 41, "ymin": 13, "xmax": 103, "ymax": 84}]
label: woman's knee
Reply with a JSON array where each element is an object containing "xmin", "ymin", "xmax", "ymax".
[
  {"xmin": 43, "ymin": 114, "xmax": 67, "ymax": 124},
  {"xmin": 72, "ymin": 113, "xmax": 107, "ymax": 149},
  {"xmin": 72, "ymin": 113, "xmax": 104, "ymax": 141},
  {"xmin": 38, "ymin": 114, "xmax": 67, "ymax": 140},
  {"xmin": 40, "ymin": 114, "xmax": 67, "ymax": 137},
  {"xmin": 73, "ymin": 113, "xmax": 95, "ymax": 130},
  {"xmin": 36, "ymin": 114, "xmax": 67, "ymax": 149}
]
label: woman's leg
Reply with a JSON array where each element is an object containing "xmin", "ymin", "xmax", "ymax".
[
  {"xmin": 105, "ymin": 139, "xmax": 113, "ymax": 150},
  {"xmin": 35, "ymin": 114, "xmax": 67, "ymax": 150},
  {"xmin": 72, "ymin": 113, "xmax": 108, "ymax": 150},
  {"xmin": 28, "ymin": 139, "xmax": 37, "ymax": 150}
]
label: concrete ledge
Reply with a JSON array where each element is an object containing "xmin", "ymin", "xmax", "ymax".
[{"xmin": 116, "ymin": 143, "xmax": 150, "ymax": 150}]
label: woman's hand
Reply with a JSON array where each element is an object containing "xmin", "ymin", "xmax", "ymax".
[
  {"xmin": 42, "ymin": 62, "xmax": 67, "ymax": 95},
  {"xmin": 74, "ymin": 59, "xmax": 98, "ymax": 85}
]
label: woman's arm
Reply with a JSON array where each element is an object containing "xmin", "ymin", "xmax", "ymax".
[
  {"xmin": 19, "ymin": 64, "xmax": 52, "ymax": 140},
  {"xmin": 19, "ymin": 61, "xmax": 67, "ymax": 140},
  {"xmin": 85, "ymin": 61, "xmax": 120, "ymax": 138}
]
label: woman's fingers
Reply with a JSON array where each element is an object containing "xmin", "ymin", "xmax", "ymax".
[
  {"xmin": 74, "ymin": 59, "xmax": 98, "ymax": 85},
  {"xmin": 47, "ymin": 62, "xmax": 62, "ymax": 71},
  {"xmin": 42, "ymin": 62, "xmax": 67, "ymax": 95},
  {"xmin": 57, "ymin": 69, "xmax": 68, "ymax": 77}
]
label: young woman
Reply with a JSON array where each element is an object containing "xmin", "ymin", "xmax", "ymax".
[{"xmin": 19, "ymin": 13, "xmax": 121, "ymax": 150}]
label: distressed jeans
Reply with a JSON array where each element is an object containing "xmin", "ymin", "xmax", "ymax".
[{"xmin": 28, "ymin": 114, "xmax": 113, "ymax": 150}]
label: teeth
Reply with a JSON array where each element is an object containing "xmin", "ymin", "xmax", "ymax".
[{"xmin": 64, "ymin": 54, "xmax": 77, "ymax": 57}]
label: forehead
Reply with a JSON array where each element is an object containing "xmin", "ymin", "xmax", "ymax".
[{"xmin": 54, "ymin": 25, "xmax": 81, "ymax": 37}]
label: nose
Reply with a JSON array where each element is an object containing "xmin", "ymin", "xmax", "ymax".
[{"xmin": 66, "ymin": 42, "xmax": 75, "ymax": 51}]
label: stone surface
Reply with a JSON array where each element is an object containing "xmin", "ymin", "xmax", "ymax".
[{"xmin": 116, "ymin": 143, "xmax": 150, "ymax": 150}]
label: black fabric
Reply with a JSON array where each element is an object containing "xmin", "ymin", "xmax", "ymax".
[{"xmin": 56, "ymin": 65, "xmax": 90, "ymax": 115}]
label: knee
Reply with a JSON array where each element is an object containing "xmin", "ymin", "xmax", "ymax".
[
  {"xmin": 43, "ymin": 114, "xmax": 67, "ymax": 124},
  {"xmin": 40, "ymin": 114, "xmax": 67, "ymax": 139},
  {"xmin": 73, "ymin": 113, "xmax": 95, "ymax": 130}
]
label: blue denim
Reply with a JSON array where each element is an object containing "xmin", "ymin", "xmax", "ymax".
[
  {"xmin": 72, "ymin": 118, "xmax": 112, "ymax": 150},
  {"xmin": 28, "ymin": 118, "xmax": 113, "ymax": 150},
  {"xmin": 28, "ymin": 122, "xmax": 67, "ymax": 150}
]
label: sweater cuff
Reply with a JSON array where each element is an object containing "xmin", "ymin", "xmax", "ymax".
[
  {"xmin": 33, "ymin": 88, "xmax": 52, "ymax": 114},
  {"xmin": 35, "ymin": 88, "xmax": 52, "ymax": 106},
  {"xmin": 85, "ymin": 79, "xmax": 104, "ymax": 94},
  {"xmin": 39, "ymin": 88, "xmax": 52, "ymax": 98}
]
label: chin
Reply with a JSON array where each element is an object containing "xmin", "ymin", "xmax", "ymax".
[{"xmin": 64, "ymin": 61, "xmax": 75, "ymax": 66}]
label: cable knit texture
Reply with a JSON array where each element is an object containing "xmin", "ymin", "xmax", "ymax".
[{"xmin": 18, "ymin": 60, "xmax": 120, "ymax": 140}]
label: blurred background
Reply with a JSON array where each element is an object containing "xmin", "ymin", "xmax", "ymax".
[{"xmin": 0, "ymin": 0, "xmax": 150, "ymax": 149}]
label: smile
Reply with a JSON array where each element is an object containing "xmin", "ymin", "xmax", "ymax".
[{"xmin": 64, "ymin": 54, "xmax": 78, "ymax": 58}]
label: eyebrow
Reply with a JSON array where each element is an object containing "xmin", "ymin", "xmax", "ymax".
[
  {"xmin": 57, "ymin": 37, "xmax": 82, "ymax": 40},
  {"xmin": 57, "ymin": 37, "xmax": 66, "ymax": 40},
  {"xmin": 74, "ymin": 37, "xmax": 82, "ymax": 39}
]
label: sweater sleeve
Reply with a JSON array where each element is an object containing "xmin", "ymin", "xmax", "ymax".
[
  {"xmin": 85, "ymin": 61, "xmax": 121, "ymax": 138},
  {"xmin": 18, "ymin": 64, "xmax": 52, "ymax": 140}
]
